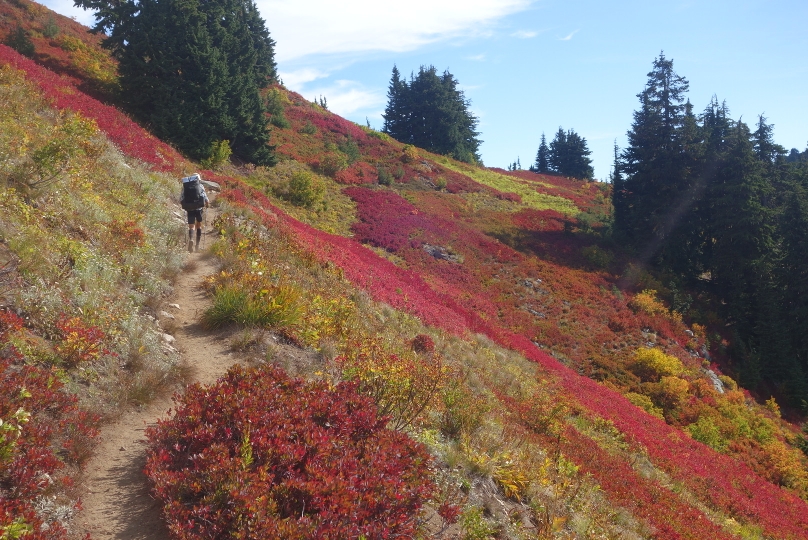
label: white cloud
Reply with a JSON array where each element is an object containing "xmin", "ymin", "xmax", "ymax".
[
  {"xmin": 39, "ymin": 0, "xmax": 96, "ymax": 27},
  {"xmin": 258, "ymin": 0, "xmax": 533, "ymax": 62},
  {"xmin": 306, "ymin": 80, "xmax": 386, "ymax": 117},
  {"xmin": 511, "ymin": 30, "xmax": 538, "ymax": 38},
  {"xmin": 558, "ymin": 29, "xmax": 580, "ymax": 41},
  {"xmin": 278, "ymin": 68, "xmax": 330, "ymax": 88},
  {"xmin": 466, "ymin": 54, "xmax": 486, "ymax": 62}
]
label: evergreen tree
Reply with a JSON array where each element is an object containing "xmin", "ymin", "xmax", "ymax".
[
  {"xmin": 564, "ymin": 130, "xmax": 594, "ymax": 179},
  {"xmin": 4, "ymin": 25, "xmax": 35, "ymax": 57},
  {"xmin": 382, "ymin": 65, "xmax": 481, "ymax": 163},
  {"xmin": 76, "ymin": 0, "xmax": 277, "ymax": 165},
  {"xmin": 546, "ymin": 128, "xmax": 593, "ymax": 179},
  {"xmin": 779, "ymin": 173, "xmax": 808, "ymax": 401},
  {"xmin": 535, "ymin": 132, "xmax": 549, "ymax": 173},
  {"xmin": 548, "ymin": 127, "xmax": 566, "ymax": 174},
  {"xmin": 382, "ymin": 66, "xmax": 409, "ymax": 140},
  {"xmin": 615, "ymin": 52, "xmax": 692, "ymax": 248}
]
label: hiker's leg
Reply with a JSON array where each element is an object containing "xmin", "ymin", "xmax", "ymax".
[
  {"xmin": 187, "ymin": 213, "xmax": 196, "ymax": 251},
  {"xmin": 195, "ymin": 222, "xmax": 202, "ymax": 248}
]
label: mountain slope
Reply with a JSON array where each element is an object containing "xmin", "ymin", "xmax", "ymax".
[{"xmin": 1, "ymin": 4, "xmax": 808, "ymax": 537}]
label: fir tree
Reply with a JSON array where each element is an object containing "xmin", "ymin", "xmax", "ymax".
[
  {"xmin": 76, "ymin": 0, "xmax": 277, "ymax": 165},
  {"xmin": 535, "ymin": 132, "xmax": 549, "ymax": 173},
  {"xmin": 382, "ymin": 65, "xmax": 481, "ymax": 163},
  {"xmin": 546, "ymin": 128, "xmax": 593, "ymax": 179},
  {"xmin": 616, "ymin": 52, "xmax": 692, "ymax": 247}
]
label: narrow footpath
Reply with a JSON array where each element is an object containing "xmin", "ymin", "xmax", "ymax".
[{"xmin": 74, "ymin": 208, "xmax": 238, "ymax": 539}]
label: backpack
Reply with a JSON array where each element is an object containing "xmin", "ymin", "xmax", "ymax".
[{"xmin": 181, "ymin": 175, "xmax": 204, "ymax": 210}]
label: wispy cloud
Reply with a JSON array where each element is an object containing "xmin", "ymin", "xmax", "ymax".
[
  {"xmin": 466, "ymin": 54, "xmax": 487, "ymax": 62},
  {"xmin": 558, "ymin": 29, "xmax": 580, "ymax": 41},
  {"xmin": 278, "ymin": 68, "xmax": 329, "ymax": 88},
  {"xmin": 511, "ymin": 30, "xmax": 538, "ymax": 39},
  {"xmin": 305, "ymin": 80, "xmax": 386, "ymax": 117},
  {"xmin": 40, "ymin": 0, "xmax": 95, "ymax": 26},
  {"xmin": 259, "ymin": 0, "xmax": 534, "ymax": 62}
]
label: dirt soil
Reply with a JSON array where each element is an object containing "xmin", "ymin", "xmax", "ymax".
[{"xmin": 73, "ymin": 209, "xmax": 240, "ymax": 540}]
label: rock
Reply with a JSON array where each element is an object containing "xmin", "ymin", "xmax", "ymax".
[
  {"xmin": 173, "ymin": 211, "xmax": 184, "ymax": 220},
  {"xmin": 422, "ymin": 243, "xmax": 461, "ymax": 263},
  {"xmin": 702, "ymin": 368, "xmax": 725, "ymax": 394},
  {"xmin": 201, "ymin": 179, "xmax": 221, "ymax": 192},
  {"xmin": 685, "ymin": 329, "xmax": 694, "ymax": 337},
  {"xmin": 161, "ymin": 333, "xmax": 175, "ymax": 344},
  {"xmin": 700, "ymin": 344, "xmax": 711, "ymax": 360},
  {"xmin": 168, "ymin": 303, "xmax": 181, "ymax": 310},
  {"xmin": 159, "ymin": 310, "xmax": 175, "ymax": 320}
]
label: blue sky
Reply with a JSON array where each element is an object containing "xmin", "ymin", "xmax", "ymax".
[{"xmin": 45, "ymin": 0, "xmax": 808, "ymax": 180}]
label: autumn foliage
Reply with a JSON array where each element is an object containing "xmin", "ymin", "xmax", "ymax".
[{"xmin": 145, "ymin": 365, "xmax": 435, "ymax": 539}]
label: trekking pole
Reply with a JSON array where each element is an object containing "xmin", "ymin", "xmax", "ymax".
[{"xmin": 203, "ymin": 206, "xmax": 208, "ymax": 251}]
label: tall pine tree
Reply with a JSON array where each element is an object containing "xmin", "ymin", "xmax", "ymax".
[
  {"xmin": 76, "ymin": 0, "xmax": 277, "ymax": 165},
  {"xmin": 382, "ymin": 65, "xmax": 481, "ymax": 163},
  {"xmin": 615, "ymin": 52, "xmax": 691, "ymax": 248},
  {"xmin": 535, "ymin": 132, "xmax": 549, "ymax": 173}
]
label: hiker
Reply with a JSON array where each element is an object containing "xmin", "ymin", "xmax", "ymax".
[{"xmin": 180, "ymin": 173, "xmax": 209, "ymax": 252}]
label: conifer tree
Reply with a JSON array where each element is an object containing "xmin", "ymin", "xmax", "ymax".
[
  {"xmin": 535, "ymin": 132, "xmax": 549, "ymax": 173},
  {"xmin": 382, "ymin": 65, "xmax": 409, "ymax": 141},
  {"xmin": 382, "ymin": 65, "xmax": 481, "ymax": 163},
  {"xmin": 615, "ymin": 52, "xmax": 691, "ymax": 246},
  {"xmin": 76, "ymin": 0, "xmax": 277, "ymax": 165},
  {"xmin": 546, "ymin": 128, "xmax": 593, "ymax": 179}
]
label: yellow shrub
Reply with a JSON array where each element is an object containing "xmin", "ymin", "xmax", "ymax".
[
  {"xmin": 654, "ymin": 376, "xmax": 690, "ymax": 410},
  {"xmin": 625, "ymin": 391, "xmax": 664, "ymax": 418},
  {"xmin": 631, "ymin": 347, "xmax": 685, "ymax": 381},
  {"xmin": 629, "ymin": 289, "xmax": 668, "ymax": 316},
  {"xmin": 761, "ymin": 440, "xmax": 808, "ymax": 494},
  {"xmin": 402, "ymin": 144, "xmax": 419, "ymax": 163}
]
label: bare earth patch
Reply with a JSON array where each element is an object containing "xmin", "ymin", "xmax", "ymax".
[{"xmin": 73, "ymin": 211, "xmax": 243, "ymax": 539}]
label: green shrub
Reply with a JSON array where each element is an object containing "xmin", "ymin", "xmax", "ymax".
[
  {"xmin": 265, "ymin": 88, "xmax": 290, "ymax": 128},
  {"xmin": 42, "ymin": 17, "xmax": 59, "ymax": 39},
  {"xmin": 440, "ymin": 381, "xmax": 488, "ymax": 439},
  {"xmin": 280, "ymin": 170, "xmax": 324, "ymax": 208},
  {"xmin": 581, "ymin": 245, "xmax": 613, "ymax": 269},
  {"xmin": 318, "ymin": 152, "xmax": 348, "ymax": 177},
  {"xmin": 4, "ymin": 26, "xmax": 35, "ymax": 58},
  {"xmin": 204, "ymin": 284, "xmax": 302, "ymax": 329},
  {"xmin": 377, "ymin": 167, "xmax": 393, "ymax": 186},
  {"xmin": 687, "ymin": 415, "xmax": 727, "ymax": 452},
  {"xmin": 338, "ymin": 136, "xmax": 361, "ymax": 164},
  {"xmin": 300, "ymin": 120, "xmax": 317, "ymax": 135},
  {"xmin": 200, "ymin": 139, "xmax": 231, "ymax": 170}
]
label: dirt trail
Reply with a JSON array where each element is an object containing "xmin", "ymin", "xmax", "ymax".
[{"xmin": 74, "ymin": 208, "xmax": 238, "ymax": 539}]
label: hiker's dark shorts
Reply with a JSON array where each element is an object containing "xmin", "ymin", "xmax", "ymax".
[{"xmin": 186, "ymin": 209, "xmax": 204, "ymax": 224}]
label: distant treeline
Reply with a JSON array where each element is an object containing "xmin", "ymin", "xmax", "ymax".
[
  {"xmin": 530, "ymin": 128, "xmax": 594, "ymax": 179},
  {"xmin": 613, "ymin": 53, "xmax": 808, "ymax": 407}
]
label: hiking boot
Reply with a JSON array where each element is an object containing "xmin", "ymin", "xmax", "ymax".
[{"xmin": 188, "ymin": 238, "xmax": 194, "ymax": 253}]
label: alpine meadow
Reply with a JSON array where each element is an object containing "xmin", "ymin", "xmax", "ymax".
[{"xmin": 1, "ymin": 0, "xmax": 808, "ymax": 538}]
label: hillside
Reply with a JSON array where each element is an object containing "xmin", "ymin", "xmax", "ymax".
[{"xmin": 1, "ymin": 3, "xmax": 808, "ymax": 538}]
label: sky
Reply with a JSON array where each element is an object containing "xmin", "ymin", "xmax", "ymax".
[{"xmin": 45, "ymin": 0, "xmax": 808, "ymax": 180}]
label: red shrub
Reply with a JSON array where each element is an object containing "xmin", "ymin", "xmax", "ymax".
[
  {"xmin": 412, "ymin": 334, "xmax": 435, "ymax": 354},
  {"xmin": 334, "ymin": 161, "xmax": 377, "ymax": 185},
  {"xmin": 145, "ymin": 365, "xmax": 435, "ymax": 539},
  {"xmin": 55, "ymin": 316, "xmax": 109, "ymax": 366},
  {"xmin": 0, "ymin": 315, "xmax": 99, "ymax": 537}
]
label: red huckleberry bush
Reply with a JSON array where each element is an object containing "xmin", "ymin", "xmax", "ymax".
[
  {"xmin": 145, "ymin": 365, "xmax": 435, "ymax": 539},
  {"xmin": 1, "ymin": 311, "xmax": 99, "ymax": 538}
]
